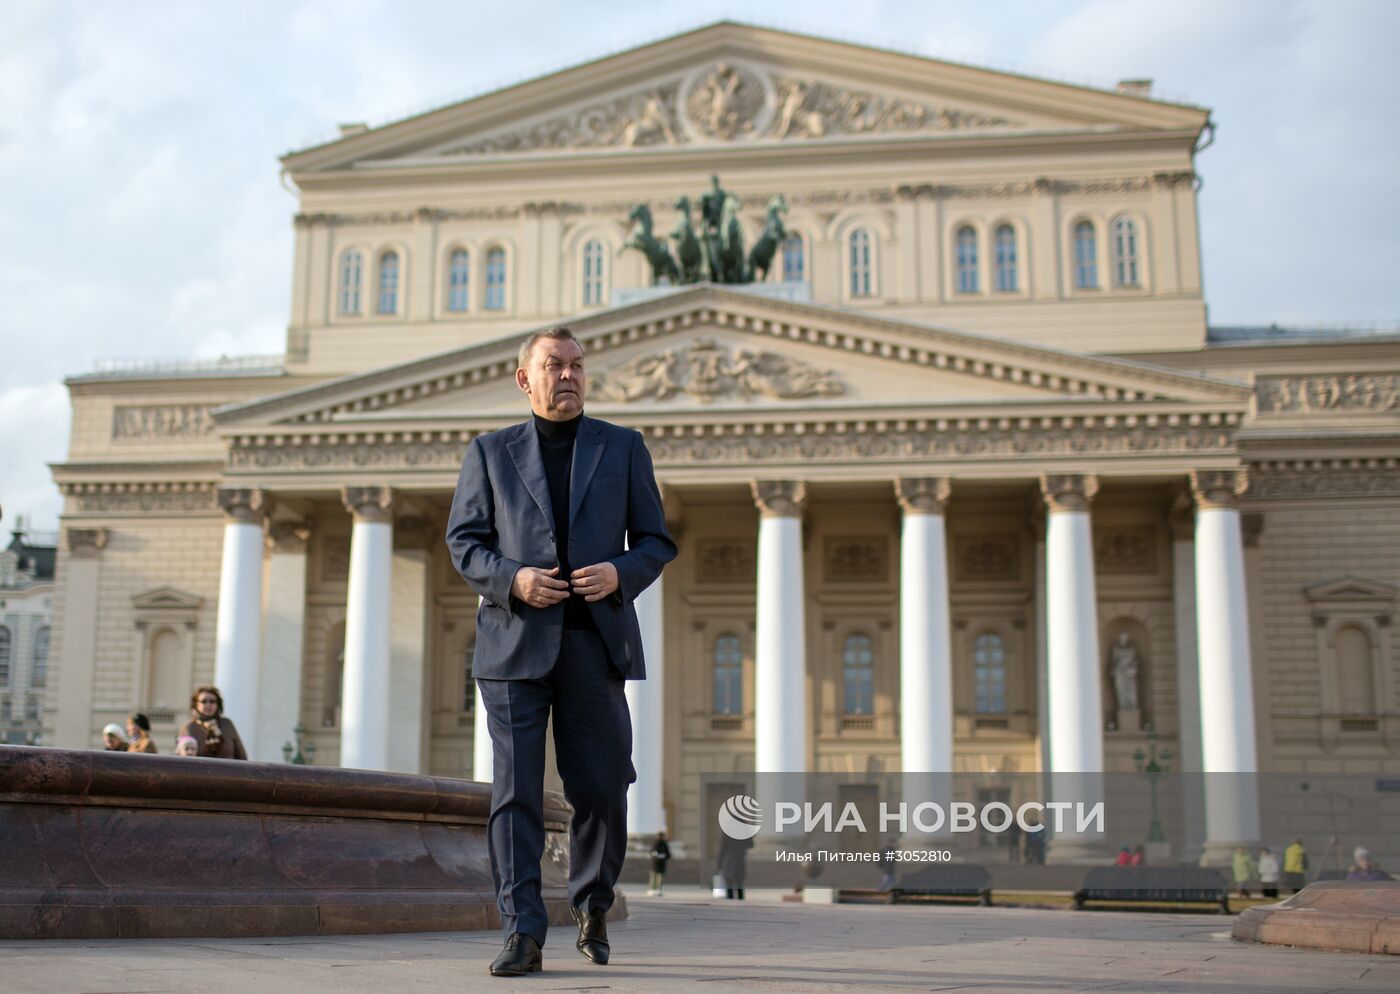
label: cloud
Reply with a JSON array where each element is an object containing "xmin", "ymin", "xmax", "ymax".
[{"xmin": 0, "ymin": 382, "xmax": 69, "ymax": 532}]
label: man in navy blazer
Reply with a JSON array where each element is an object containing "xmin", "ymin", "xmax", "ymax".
[{"xmin": 446, "ymin": 326, "xmax": 676, "ymax": 977}]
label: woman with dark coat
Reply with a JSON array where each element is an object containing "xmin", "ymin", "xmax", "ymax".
[
  {"xmin": 648, "ymin": 831, "xmax": 671, "ymax": 896},
  {"xmin": 718, "ymin": 832, "xmax": 753, "ymax": 900},
  {"xmin": 177, "ymin": 686, "xmax": 248, "ymax": 759}
]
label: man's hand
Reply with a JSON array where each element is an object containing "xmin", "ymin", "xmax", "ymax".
[
  {"xmin": 571, "ymin": 562, "xmax": 620, "ymax": 602},
  {"xmin": 511, "ymin": 565, "xmax": 571, "ymax": 608}
]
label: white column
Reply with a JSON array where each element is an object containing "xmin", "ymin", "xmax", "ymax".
[
  {"xmin": 1170, "ymin": 497, "xmax": 1206, "ymax": 864},
  {"xmin": 214, "ymin": 488, "xmax": 266, "ymax": 755},
  {"xmin": 1040, "ymin": 474, "xmax": 1105, "ymax": 862},
  {"xmin": 752, "ymin": 481, "xmax": 808, "ymax": 775},
  {"xmin": 256, "ymin": 519, "xmax": 310, "ymax": 762},
  {"xmin": 388, "ymin": 515, "xmax": 433, "ymax": 774},
  {"xmin": 627, "ymin": 572, "xmax": 666, "ymax": 836},
  {"xmin": 340, "ymin": 487, "xmax": 393, "ymax": 771},
  {"xmin": 1191, "ymin": 470, "xmax": 1261, "ymax": 864},
  {"xmin": 895, "ymin": 478, "xmax": 954, "ymax": 842},
  {"xmin": 895, "ymin": 478, "xmax": 953, "ymax": 773},
  {"xmin": 53, "ymin": 528, "xmax": 107, "ymax": 747},
  {"xmin": 473, "ymin": 684, "xmax": 493, "ymax": 782},
  {"xmin": 471, "ymin": 590, "xmax": 492, "ymax": 783}
]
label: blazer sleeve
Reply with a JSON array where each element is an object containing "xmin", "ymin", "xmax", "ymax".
[
  {"xmin": 608, "ymin": 429, "xmax": 678, "ymax": 604},
  {"xmin": 445, "ymin": 435, "xmax": 525, "ymax": 609}
]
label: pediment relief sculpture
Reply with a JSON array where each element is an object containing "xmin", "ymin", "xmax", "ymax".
[
  {"xmin": 437, "ymin": 61, "xmax": 1022, "ymax": 157},
  {"xmin": 589, "ymin": 338, "xmax": 844, "ymax": 404}
]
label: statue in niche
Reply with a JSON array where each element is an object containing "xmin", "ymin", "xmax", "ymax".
[{"xmin": 1111, "ymin": 630, "xmax": 1141, "ymax": 712}]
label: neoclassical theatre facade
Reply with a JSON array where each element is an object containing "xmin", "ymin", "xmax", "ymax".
[{"xmin": 48, "ymin": 24, "xmax": 1400, "ymax": 861}]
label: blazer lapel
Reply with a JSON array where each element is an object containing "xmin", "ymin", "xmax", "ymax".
[
  {"xmin": 568, "ymin": 417, "xmax": 606, "ymax": 528},
  {"xmin": 507, "ymin": 423, "xmax": 554, "ymax": 526}
]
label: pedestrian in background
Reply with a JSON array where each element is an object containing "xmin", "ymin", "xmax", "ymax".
[
  {"xmin": 1347, "ymin": 847, "xmax": 1394, "ymax": 881},
  {"xmin": 647, "ymin": 831, "xmax": 670, "ymax": 896},
  {"xmin": 101, "ymin": 724, "xmax": 127, "ymax": 751},
  {"xmin": 1283, "ymin": 837, "xmax": 1308, "ymax": 893},
  {"xmin": 1257, "ymin": 847, "xmax": 1280, "ymax": 898},
  {"xmin": 1232, "ymin": 845, "xmax": 1256, "ymax": 899},
  {"xmin": 718, "ymin": 832, "xmax": 752, "ymax": 899},
  {"xmin": 174, "ymin": 735, "xmax": 199, "ymax": 757},
  {"xmin": 126, "ymin": 713, "xmax": 157, "ymax": 753},
  {"xmin": 178, "ymin": 686, "xmax": 247, "ymax": 759}
]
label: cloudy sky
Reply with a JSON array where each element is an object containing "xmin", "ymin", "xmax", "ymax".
[{"xmin": 2, "ymin": 0, "xmax": 1396, "ymax": 533}]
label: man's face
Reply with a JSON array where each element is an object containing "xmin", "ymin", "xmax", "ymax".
[
  {"xmin": 126, "ymin": 720, "xmax": 138, "ymax": 739},
  {"xmin": 518, "ymin": 337, "xmax": 585, "ymax": 420}
]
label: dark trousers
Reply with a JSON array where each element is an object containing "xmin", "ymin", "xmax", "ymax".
[{"xmin": 477, "ymin": 627, "xmax": 634, "ymax": 946}]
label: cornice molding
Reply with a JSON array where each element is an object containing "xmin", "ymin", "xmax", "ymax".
[{"xmin": 213, "ymin": 289, "xmax": 1249, "ymax": 429}]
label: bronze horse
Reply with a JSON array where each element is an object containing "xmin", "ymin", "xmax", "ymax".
[
  {"xmin": 621, "ymin": 204, "xmax": 679, "ymax": 285},
  {"xmin": 747, "ymin": 195, "xmax": 788, "ymax": 282},
  {"xmin": 671, "ymin": 197, "xmax": 705, "ymax": 284}
]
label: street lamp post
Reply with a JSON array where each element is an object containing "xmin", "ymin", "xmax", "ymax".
[
  {"xmin": 1134, "ymin": 733, "xmax": 1172, "ymax": 846},
  {"xmin": 282, "ymin": 724, "xmax": 317, "ymax": 765}
]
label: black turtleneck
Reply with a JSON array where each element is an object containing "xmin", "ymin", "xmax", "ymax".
[{"xmin": 534, "ymin": 412, "xmax": 595, "ymax": 630}]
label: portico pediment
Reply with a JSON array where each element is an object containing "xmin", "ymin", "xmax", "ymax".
[
  {"xmin": 283, "ymin": 23, "xmax": 1207, "ymax": 175},
  {"xmin": 214, "ymin": 286, "xmax": 1251, "ymax": 435}
]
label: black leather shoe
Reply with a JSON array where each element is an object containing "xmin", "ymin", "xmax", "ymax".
[
  {"xmin": 571, "ymin": 905, "xmax": 610, "ymax": 964},
  {"xmin": 489, "ymin": 932, "xmax": 542, "ymax": 976}
]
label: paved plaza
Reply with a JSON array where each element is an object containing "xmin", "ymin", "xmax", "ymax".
[{"xmin": 3, "ymin": 891, "xmax": 1397, "ymax": 994}]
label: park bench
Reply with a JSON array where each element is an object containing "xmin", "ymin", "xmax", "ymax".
[
  {"xmin": 1072, "ymin": 866, "xmax": 1229, "ymax": 913},
  {"xmin": 891, "ymin": 864, "xmax": 994, "ymax": 906}
]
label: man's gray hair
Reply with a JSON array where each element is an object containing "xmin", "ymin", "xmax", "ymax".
[{"xmin": 518, "ymin": 326, "xmax": 581, "ymax": 369}]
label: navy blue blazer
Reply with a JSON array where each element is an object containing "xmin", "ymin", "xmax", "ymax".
[{"xmin": 445, "ymin": 415, "xmax": 677, "ymax": 681}]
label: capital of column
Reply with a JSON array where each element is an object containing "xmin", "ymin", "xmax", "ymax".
[
  {"xmin": 1039, "ymin": 473, "xmax": 1099, "ymax": 514},
  {"xmin": 217, "ymin": 487, "xmax": 267, "ymax": 525},
  {"xmin": 1190, "ymin": 469, "xmax": 1248, "ymax": 510},
  {"xmin": 751, "ymin": 480, "xmax": 807, "ymax": 518},
  {"xmin": 65, "ymin": 527, "xmax": 109, "ymax": 558},
  {"xmin": 342, "ymin": 486, "xmax": 394, "ymax": 525},
  {"xmin": 1168, "ymin": 486, "xmax": 1195, "ymax": 541},
  {"xmin": 895, "ymin": 477, "xmax": 951, "ymax": 515},
  {"xmin": 266, "ymin": 520, "xmax": 312, "ymax": 554}
]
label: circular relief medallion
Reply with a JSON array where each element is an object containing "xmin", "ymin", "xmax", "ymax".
[{"xmin": 681, "ymin": 61, "xmax": 774, "ymax": 143}]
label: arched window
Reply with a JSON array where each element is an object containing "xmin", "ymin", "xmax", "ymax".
[
  {"xmin": 1074, "ymin": 221, "xmax": 1098, "ymax": 289},
  {"xmin": 842, "ymin": 633, "xmax": 874, "ymax": 716},
  {"xmin": 974, "ymin": 632, "xmax": 1007, "ymax": 714},
  {"xmin": 582, "ymin": 239, "xmax": 606, "ymax": 306},
  {"xmin": 994, "ymin": 224, "xmax": 1018, "ymax": 292},
  {"xmin": 338, "ymin": 249, "xmax": 363, "ymax": 315},
  {"xmin": 782, "ymin": 233, "xmax": 805, "ymax": 283},
  {"xmin": 849, "ymin": 228, "xmax": 872, "ymax": 297},
  {"xmin": 1336, "ymin": 625, "xmax": 1375, "ymax": 714},
  {"xmin": 376, "ymin": 250, "xmax": 400, "ymax": 314},
  {"xmin": 955, "ymin": 226, "xmax": 979, "ymax": 293},
  {"xmin": 1111, "ymin": 216, "xmax": 1140, "ymax": 287},
  {"xmin": 712, "ymin": 634, "xmax": 743, "ymax": 715},
  {"xmin": 446, "ymin": 249, "xmax": 470, "ymax": 312},
  {"xmin": 147, "ymin": 628, "xmax": 183, "ymax": 711},
  {"xmin": 484, "ymin": 247, "xmax": 506, "ymax": 310},
  {"xmin": 32, "ymin": 627, "xmax": 49, "ymax": 689}
]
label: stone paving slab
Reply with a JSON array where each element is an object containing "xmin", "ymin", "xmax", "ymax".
[{"xmin": 3, "ymin": 891, "xmax": 1399, "ymax": 994}]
